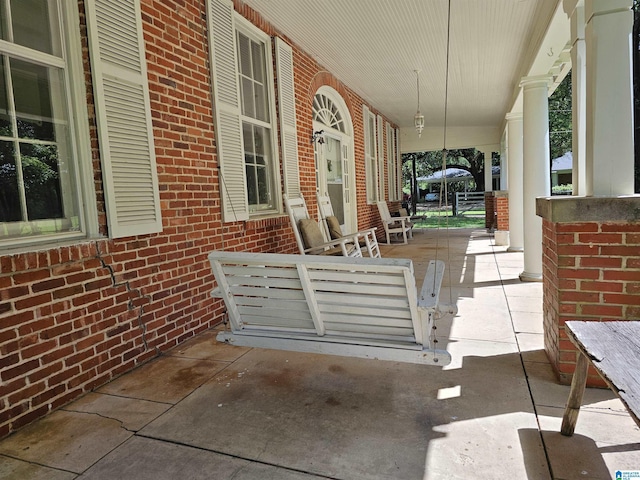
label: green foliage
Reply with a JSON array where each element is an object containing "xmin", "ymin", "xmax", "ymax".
[
  {"xmin": 402, "ymin": 148, "xmax": 489, "ymax": 195},
  {"xmin": 549, "ymin": 72, "xmax": 572, "ymax": 161},
  {"xmin": 552, "ymin": 184, "xmax": 573, "ymax": 195}
]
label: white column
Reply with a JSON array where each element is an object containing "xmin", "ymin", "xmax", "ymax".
[
  {"xmin": 506, "ymin": 113, "xmax": 524, "ymax": 252},
  {"xmin": 584, "ymin": 0, "xmax": 634, "ymax": 196},
  {"xmin": 500, "ymin": 132, "xmax": 508, "ymax": 190},
  {"xmin": 520, "ymin": 76, "xmax": 551, "ymax": 281},
  {"xmin": 564, "ymin": 0, "xmax": 587, "ymax": 196},
  {"xmin": 483, "ymin": 150, "xmax": 493, "ymax": 192}
]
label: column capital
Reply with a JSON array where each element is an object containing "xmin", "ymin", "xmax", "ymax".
[
  {"xmin": 519, "ymin": 75, "xmax": 552, "ymax": 89},
  {"xmin": 505, "ymin": 112, "xmax": 523, "ymax": 122},
  {"xmin": 563, "ymin": 0, "xmax": 583, "ymax": 17},
  {"xmin": 585, "ymin": 0, "xmax": 632, "ymax": 20}
]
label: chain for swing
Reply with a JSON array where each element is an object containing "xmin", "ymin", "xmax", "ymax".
[{"xmin": 428, "ymin": 0, "xmax": 455, "ymax": 356}]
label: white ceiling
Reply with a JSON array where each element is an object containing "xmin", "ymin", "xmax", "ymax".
[{"xmin": 242, "ymin": 0, "xmax": 568, "ymax": 148}]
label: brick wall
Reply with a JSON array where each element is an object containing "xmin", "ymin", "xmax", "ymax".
[
  {"xmin": 541, "ymin": 217, "xmax": 640, "ymax": 386},
  {"xmin": 484, "ymin": 192, "xmax": 496, "ymax": 230},
  {"xmin": 496, "ymin": 194, "xmax": 509, "ymax": 231},
  {"xmin": 0, "ymin": 0, "xmax": 396, "ymax": 437}
]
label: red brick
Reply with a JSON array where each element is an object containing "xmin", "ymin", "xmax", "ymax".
[
  {"xmin": 558, "ymin": 268, "xmax": 599, "ymax": 280},
  {"xmin": 32, "ymin": 278, "xmax": 66, "ymax": 293},
  {"xmin": 603, "ymin": 270, "xmax": 640, "ymax": 282},
  {"xmin": 1, "ymin": 358, "xmax": 40, "ymax": 381},
  {"xmin": 13, "ymin": 269, "xmax": 50, "ymax": 284},
  {"xmin": 577, "ymin": 233, "xmax": 622, "ymax": 244},
  {"xmin": 603, "ymin": 293, "xmax": 640, "ymax": 305},
  {"xmin": 579, "ymin": 257, "xmax": 622, "ymax": 269},
  {"xmin": 14, "ymin": 293, "xmax": 52, "ymax": 310},
  {"xmin": 580, "ymin": 304, "xmax": 623, "ymax": 316},
  {"xmin": 581, "ymin": 281, "xmax": 623, "ymax": 293},
  {"xmin": 556, "ymin": 223, "xmax": 599, "ymax": 233}
]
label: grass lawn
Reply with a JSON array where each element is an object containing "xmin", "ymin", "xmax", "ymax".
[{"xmin": 411, "ymin": 208, "xmax": 486, "ymax": 229}]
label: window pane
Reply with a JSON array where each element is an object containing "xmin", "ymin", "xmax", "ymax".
[
  {"xmin": 251, "ymin": 40, "xmax": 264, "ymax": 83},
  {"xmin": 257, "ymin": 166, "xmax": 268, "ymax": 204},
  {"xmin": 0, "ymin": 140, "xmax": 21, "ymax": 222},
  {"xmin": 0, "ymin": 3, "xmax": 7, "ymax": 42},
  {"xmin": 11, "ymin": 58, "xmax": 56, "ymax": 141},
  {"xmin": 254, "ymin": 83, "xmax": 267, "ymax": 122},
  {"xmin": 10, "ymin": 0, "xmax": 56, "ymax": 55},
  {"xmin": 242, "ymin": 122, "xmax": 253, "ymax": 153},
  {"xmin": 241, "ymin": 77, "xmax": 254, "ymax": 118},
  {"xmin": 237, "ymin": 33, "xmax": 252, "ymax": 77},
  {"xmin": 0, "ymin": 58, "xmax": 12, "ymax": 136},
  {"xmin": 20, "ymin": 142, "xmax": 63, "ymax": 220},
  {"xmin": 246, "ymin": 164, "xmax": 257, "ymax": 205}
]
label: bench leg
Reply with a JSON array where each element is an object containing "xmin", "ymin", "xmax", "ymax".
[{"xmin": 560, "ymin": 352, "xmax": 589, "ymax": 436}]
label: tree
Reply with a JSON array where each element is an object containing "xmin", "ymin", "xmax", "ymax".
[
  {"xmin": 402, "ymin": 148, "xmax": 491, "ymax": 197},
  {"xmin": 548, "ymin": 71, "xmax": 572, "ymax": 162}
]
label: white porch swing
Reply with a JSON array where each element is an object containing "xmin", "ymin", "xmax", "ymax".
[{"xmin": 209, "ymin": 1, "xmax": 457, "ymax": 366}]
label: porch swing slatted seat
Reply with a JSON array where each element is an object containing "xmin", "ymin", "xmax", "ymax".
[{"xmin": 210, "ymin": 250, "xmax": 454, "ymax": 365}]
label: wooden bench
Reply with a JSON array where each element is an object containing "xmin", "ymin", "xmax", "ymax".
[
  {"xmin": 209, "ymin": 251, "xmax": 456, "ymax": 365},
  {"xmin": 561, "ymin": 321, "xmax": 640, "ymax": 436}
]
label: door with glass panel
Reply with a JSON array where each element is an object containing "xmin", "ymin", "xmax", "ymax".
[{"xmin": 312, "ymin": 90, "xmax": 354, "ymax": 234}]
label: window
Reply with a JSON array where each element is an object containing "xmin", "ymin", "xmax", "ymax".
[
  {"xmin": 387, "ymin": 123, "xmax": 398, "ymax": 201},
  {"xmin": 237, "ymin": 28, "xmax": 277, "ymax": 212},
  {"xmin": 208, "ymin": 0, "xmax": 284, "ymax": 221},
  {"xmin": 377, "ymin": 115, "xmax": 385, "ymax": 200},
  {"xmin": 363, "ymin": 106, "xmax": 378, "ymax": 203},
  {"xmin": 0, "ymin": 0, "xmax": 88, "ymax": 243}
]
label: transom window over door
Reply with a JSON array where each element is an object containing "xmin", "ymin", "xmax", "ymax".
[
  {"xmin": 313, "ymin": 94, "xmax": 345, "ymax": 133},
  {"xmin": 237, "ymin": 29, "xmax": 275, "ymax": 213},
  {"xmin": 0, "ymin": 0, "xmax": 82, "ymax": 242}
]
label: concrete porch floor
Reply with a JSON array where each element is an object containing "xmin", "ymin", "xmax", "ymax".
[{"xmin": 1, "ymin": 228, "xmax": 639, "ymax": 479}]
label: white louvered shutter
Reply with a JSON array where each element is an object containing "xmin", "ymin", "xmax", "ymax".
[
  {"xmin": 363, "ymin": 105, "xmax": 373, "ymax": 202},
  {"xmin": 207, "ymin": 0, "xmax": 249, "ymax": 222},
  {"xmin": 396, "ymin": 127, "xmax": 403, "ymax": 201},
  {"xmin": 274, "ymin": 38, "xmax": 300, "ymax": 196},
  {"xmin": 85, "ymin": 0, "xmax": 162, "ymax": 238},
  {"xmin": 377, "ymin": 115, "xmax": 385, "ymax": 201}
]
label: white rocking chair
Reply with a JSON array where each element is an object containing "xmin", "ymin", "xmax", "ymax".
[
  {"xmin": 284, "ymin": 194, "xmax": 363, "ymax": 257},
  {"xmin": 316, "ymin": 192, "xmax": 381, "ymax": 258},
  {"xmin": 376, "ymin": 201, "xmax": 413, "ymax": 245}
]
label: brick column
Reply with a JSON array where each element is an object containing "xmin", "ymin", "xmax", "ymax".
[
  {"xmin": 494, "ymin": 191, "xmax": 509, "ymax": 246},
  {"xmin": 537, "ymin": 196, "xmax": 640, "ymax": 387},
  {"xmin": 484, "ymin": 192, "xmax": 496, "ymax": 231}
]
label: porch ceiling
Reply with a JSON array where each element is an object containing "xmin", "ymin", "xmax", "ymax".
[{"xmin": 243, "ymin": 0, "xmax": 568, "ymax": 148}]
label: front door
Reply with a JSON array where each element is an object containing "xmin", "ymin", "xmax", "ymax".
[{"xmin": 312, "ymin": 89, "xmax": 355, "ymax": 233}]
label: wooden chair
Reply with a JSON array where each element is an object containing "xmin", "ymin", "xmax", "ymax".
[
  {"xmin": 316, "ymin": 193, "xmax": 381, "ymax": 258},
  {"xmin": 284, "ymin": 194, "xmax": 362, "ymax": 257},
  {"xmin": 210, "ymin": 250, "xmax": 455, "ymax": 365},
  {"xmin": 376, "ymin": 201, "xmax": 413, "ymax": 244}
]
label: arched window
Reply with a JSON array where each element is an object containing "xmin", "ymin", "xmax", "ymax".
[{"xmin": 313, "ymin": 94, "xmax": 345, "ymax": 133}]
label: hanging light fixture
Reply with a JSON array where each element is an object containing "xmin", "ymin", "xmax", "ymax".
[{"xmin": 414, "ymin": 69, "xmax": 425, "ymax": 137}]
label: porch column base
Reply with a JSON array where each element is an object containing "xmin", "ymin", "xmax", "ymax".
[
  {"xmin": 507, "ymin": 246, "xmax": 523, "ymax": 252},
  {"xmin": 519, "ymin": 271, "xmax": 542, "ymax": 282},
  {"xmin": 494, "ymin": 230, "xmax": 509, "ymax": 246}
]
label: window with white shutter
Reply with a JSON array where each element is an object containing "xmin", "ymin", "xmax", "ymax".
[
  {"xmin": 387, "ymin": 123, "xmax": 401, "ymax": 201},
  {"xmin": 207, "ymin": 0, "xmax": 281, "ymax": 220},
  {"xmin": 0, "ymin": 0, "xmax": 96, "ymax": 246},
  {"xmin": 86, "ymin": 0, "xmax": 162, "ymax": 238},
  {"xmin": 377, "ymin": 115, "xmax": 385, "ymax": 200},
  {"xmin": 363, "ymin": 105, "xmax": 378, "ymax": 203}
]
